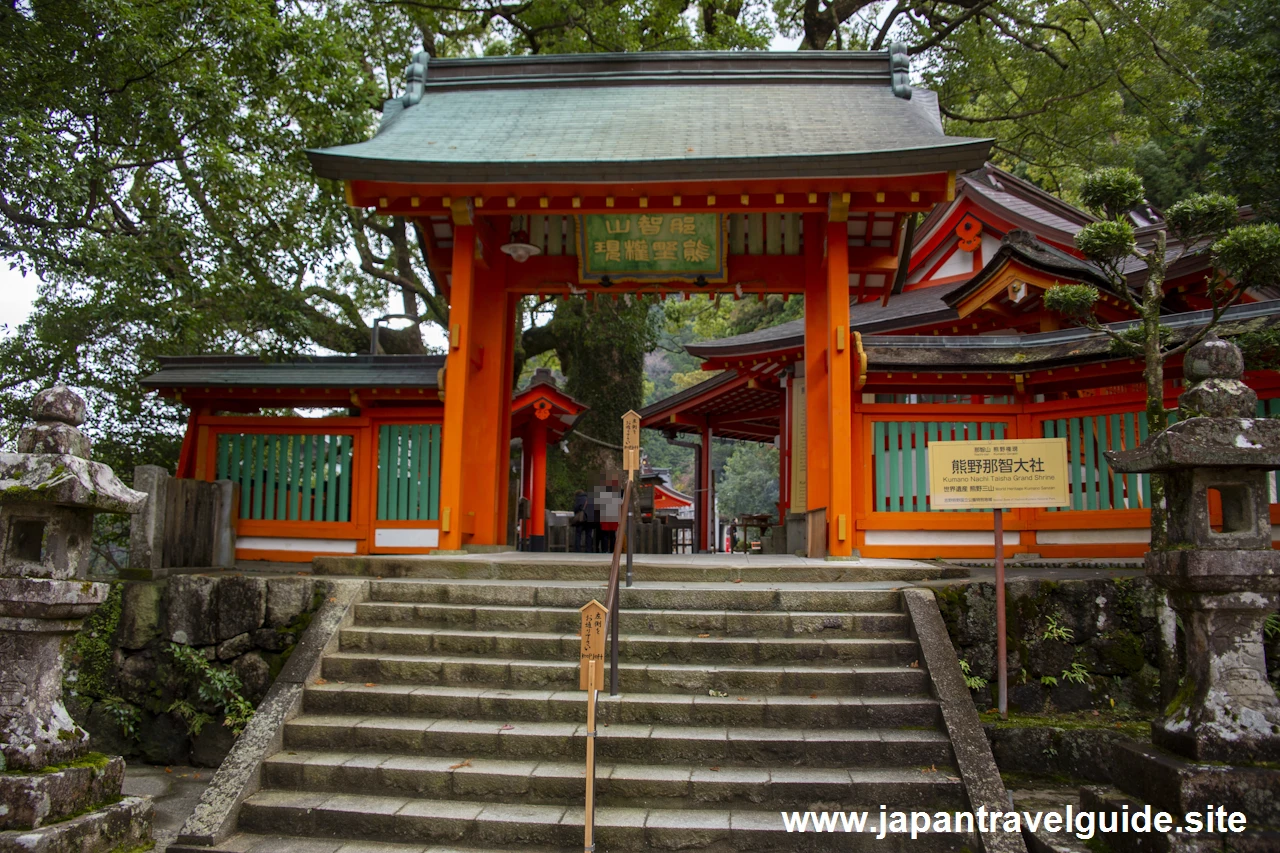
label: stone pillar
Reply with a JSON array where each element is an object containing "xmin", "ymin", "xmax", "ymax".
[
  {"xmin": 0, "ymin": 384, "xmax": 153, "ymax": 848},
  {"xmin": 1103, "ymin": 336, "xmax": 1280, "ymax": 849},
  {"xmin": 127, "ymin": 464, "xmax": 169, "ymax": 577}
]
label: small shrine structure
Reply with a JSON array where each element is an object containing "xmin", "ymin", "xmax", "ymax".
[{"xmin": 510, "ymin": 368, "xmax": 587, "ymax": 551}]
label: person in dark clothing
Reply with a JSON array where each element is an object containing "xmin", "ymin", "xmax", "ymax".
[{"xmin": 571, "ymin": 489, "xmax": 593, "ymax": 553}]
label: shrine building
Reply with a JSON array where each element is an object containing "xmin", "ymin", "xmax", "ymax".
[
  {"xmin": 139, "ymin": 49, "xmax": 1280, "ymax": 563},
  {"xmin": 640, "ymin": 164, "xmax": 1280, "ymax": 559}
]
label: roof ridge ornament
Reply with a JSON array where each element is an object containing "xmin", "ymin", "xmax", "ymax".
[
  {"xmin": 403, "ymin": 50, "xmax": 430, "ymax": 107},
  {"xmin": 889, "ymin": 41, "xmax": 911, "ymax": 100}
]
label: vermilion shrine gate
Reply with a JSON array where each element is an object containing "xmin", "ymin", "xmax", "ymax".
[{"xmin": 305, "ymin": 48, "xmax": 989, "ymax": 559}]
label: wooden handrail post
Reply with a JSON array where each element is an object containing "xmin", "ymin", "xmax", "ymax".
[
  {"xmin": 578, "ymin": 599, "xmax": 606, "ymax": 851},
  {"xmin": 583, "ymin": 662, "xmax": 598, "ymax": 852}
]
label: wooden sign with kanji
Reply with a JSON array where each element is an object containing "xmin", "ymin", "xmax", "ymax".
[
  {"xmin": 579, "ymin": 599, "xmax": 607, "ymax": 690},
  {"xmin": 622, "ymin": 410, "xmax": 641, "ymax": 474}
]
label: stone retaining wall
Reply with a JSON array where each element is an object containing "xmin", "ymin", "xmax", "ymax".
[
  {"xmin": 64, "ymin": 574, "xmax": 322, "ymax": 767},
  {"xmin": 936, "ymin": 577, "xmax": 1280, "ymax": 713}
]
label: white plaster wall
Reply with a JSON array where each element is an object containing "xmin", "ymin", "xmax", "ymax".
[
  {"xmin": 1037, "ymin": 529, "xmax": 1150, "ymax": 545},
  {"xmin": 237, "ymin": 536, "xmax": 358, "ymax": 553},
  {"xmin": 375, "ymin": 528, "xmax": 441, "ymax": 548},
  {"xmin": 865, "ymin": 530, "xmax": 1021, "ymax": 546}
]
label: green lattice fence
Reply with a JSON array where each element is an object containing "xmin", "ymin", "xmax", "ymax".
[
  {"xmin": 871, "ymin": 421, "xmax": 1009, "ymax": 513},
  {"xmin": 377, "ymin": 424, "xmax": 441, "ymax": 521},
  {"xmin": 216, "ymin": 433, "xmax": 352, "ymax": 522},
  {"xmin": 1039, "ymin": 412, "xmax": 1165, "ymax": 512}
]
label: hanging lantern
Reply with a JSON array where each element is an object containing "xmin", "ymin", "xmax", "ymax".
[{"xmin": 501, "ymin": 216, "xmax": 542, "ymax": 263}]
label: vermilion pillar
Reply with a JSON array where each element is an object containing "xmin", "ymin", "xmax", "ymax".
[
  {"xmin": 699, "ymin": 422, "xmax": 713, "ymax": 552},
  {"xmin": 440, "ymin": 211, "xmax": 513, "ymax": 550},
  {"xmin": 802, "ymin": 213, "xmax": 831, "ymax": 545},
  {"xmin": 494, "ymin": 292, "xmax": 519, "ymax": 545},
  {"xmin": 826, "ymin": 216, "xmax": 854, "ymax": 557},
  {"xmin": 438, "ymin": 220, "xmax": 476, "ymax": 551},
  {"xmin": 528, "ymin": 416, "xmax": 548, "ymax": 551},
  {"xmin": 461, "ymin": 247, "xmax": 510, "ymax": 544}
]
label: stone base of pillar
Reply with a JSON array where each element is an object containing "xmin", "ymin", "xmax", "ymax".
[
  {"xmin": 1071, "ymin": 741, "xmax": 1280, "ymax": 852},
  {"xmin": 1152, "ymin": 587, "xmax": 1280, "ymax": 764},
  {"xmin": 0, "ymin": 795, "xmax": 153, "ymax": 853},
  {"xmin": 0, "ymin": 756, "xmax": 127, "ymax": 831}
]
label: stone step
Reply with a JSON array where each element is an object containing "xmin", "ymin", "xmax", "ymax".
[
  {"xmin": 354, "ymin": 601, "xmax": 910, "ymax": 637},
  {"xmin": 173, "ymin": 832, "xmax": 565, "ymax": 853},
  {"xmin": 367, "ymin": 579, "xmax": 904, "ymax": 613},
  {"xmin": 237, "ymin": 790, "xmax": 975, "ymax": 851},
  {"xmin": 317, "ymin": 554, "xmax": 965, "ymax": 585},
  {"xmin": 320, "ymin": 651, "xmax": 931, "ymax": 695},
  {"xmin": 282, "ymin": 714, "xmax": 955, "ymax": 767},
  {"xmin": 262, "ymin": 749, "xmax": 967, "ymax": 810},
  {"xmin": 338, "ymin": 626, "xmax": 920, "ymax": 665},
  {"xmin": 303, "ymin": 682, "xmax": 941, "ymax": 728}
]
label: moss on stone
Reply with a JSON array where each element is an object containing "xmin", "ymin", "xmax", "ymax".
[
  {"xmin": 3, "ymin": 751, "xmax": 114, "ymax": 777},
  {"xmin": 987, "ymin": 711, "xmax": 1151, "ymax": 740},
  {"xmin": 65, "ymin": 582, "xmax": 123, "ymax": 702},
  {"xmin": 1100, "ymin": 630, "xmax": 1146, "ymax": 675}
]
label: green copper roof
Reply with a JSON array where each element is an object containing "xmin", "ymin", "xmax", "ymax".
[{"xmin": 307, "ymin": 50, "xmax": 992, "ymax": 185}]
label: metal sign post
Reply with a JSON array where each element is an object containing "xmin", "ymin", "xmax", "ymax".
[
  {"xmin": 926, "ymin": 437, "xmax": 1070, "ymax": 720},
  {"xmin": 994, "ymin": 506, "xmax": 1007, "ymax": 718},
  {"xmin": 622, "ymin": 411, "xmax": 640, "ymax": 588},
  {"xmin": 579, "ymin": 599, "xmax": 607, "ymax": 852}
]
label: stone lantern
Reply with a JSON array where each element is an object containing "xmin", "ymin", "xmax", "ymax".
[
  {"xmin": 0, "ymin": 384, "xmax": 152, "ymax": 848},
  {"xmin": 1107, "ymin": 335, "xmax": 1280, "ymax": 762}
]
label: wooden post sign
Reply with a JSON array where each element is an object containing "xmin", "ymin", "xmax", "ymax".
[
  {"xmin": 926, "ymin": 437, "xmax": 1069, "ymax": 720},
  {"xmin": 579, "ymin": 599, "xmax": 607, "ymax": 690},
  {"xmin": 622, "ymin": 410, "xmax": 641, "ymax": 477}
]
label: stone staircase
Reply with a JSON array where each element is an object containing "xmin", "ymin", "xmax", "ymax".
[{"xmin": 190, "ymin": 577, "xmax": 986, "ymax": 852}]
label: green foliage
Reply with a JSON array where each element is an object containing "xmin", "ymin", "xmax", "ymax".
[
  {"xmin": 925, "ymin": 2, "xmax": 1206, "ymax": 198},
  {"xmin": 1133, "ymin": 136, "xmax": 1214, "ymax": 210},
  {"xmin": 1080, "ymin": 168, "xmax": 1146, "ymax": 219},
  {"xmin": 717, "ymin": 442, "xmax": 780, "ymax": 520},
  {"xmin": 1040, "ymin": 675, "xmax": 1059, "ymax": 688},
  {"xmin": 959, "ymin": 659, "xmax": 988, "ymax": 691},
  {"xmin": 1237, "ymin": 327, "xmax": 1280, "ymax": 373},
  {"xmin": 1198, "ymin": 0, "xmax": 1280, "ymax": 221},
  {"xmin": 1265, "ymin": 613, "xmax": 1280, "ymax": 640},
  {"xmin": 1061, "ymin": 662, "xmax": 1091, "ymax": 685},
  {"xmin": 1041, "ymin": 615, "xmax": 1074, "ymax": 644},
  {"xmin": 1043, "ymin": 284, "xmax": 1099, "ymax": 320},
  {"xmin": 99, "ymin": 697, "xmax": 142, "ymax": 742},
  {"xmin": 1074, "ymin": 220, "xmax": 1137, "ymax": 263},
  {"xmin": 1213, "ymin": 223, "xmax": 1280, "ymax": 289},
  {"xmin": 1166, "ymin": 193, "xmax": 1240, "ymax": 243},
  {"xmin": 64, "ymin": 583, "xmax": 122, "ymax": 702},
  {"xmin": 165, "ymin": 643, "xmax": 255, "ymax": 737},
  {"xmin": 1108, "ymin": 324, "xmax": 1170, "ymax": 357}
]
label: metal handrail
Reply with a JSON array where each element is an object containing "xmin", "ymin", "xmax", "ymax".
[
  {"xmin": 602, "ymin": 479, "xmax": 633, "ymax": 697},
  {"xmin": 583, "ymin": 478, "xmax": 633, "ymax": 853}
]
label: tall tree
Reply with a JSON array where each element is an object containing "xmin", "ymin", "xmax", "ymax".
[
  {"xmin": 0, "ymin": 0, "xmax": 761, "ymax": 475},
  {"xmin": 1195, "ymin": 0, "xmax": 1280, "ymax": 221},
  {"xmin": 1043, "ymin": 167, "xmax": 1280, "ymax": 539}
]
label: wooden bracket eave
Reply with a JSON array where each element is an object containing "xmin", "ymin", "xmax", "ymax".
[
  {"xmin": 450, "ymin": 197, "xmax": 476, "ymax": 226},
  {"xmin": 828, "ymin": 192, "xmax": 850, "ymax": 224},
  {"xmin": 853, "ymin": 331, "xmax": 868, "ymax": 391}
]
